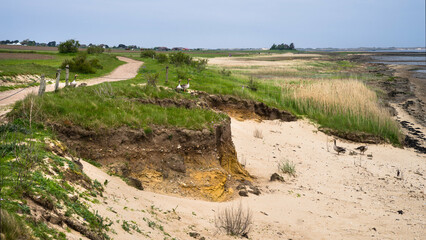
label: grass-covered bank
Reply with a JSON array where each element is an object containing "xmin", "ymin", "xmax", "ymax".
[
  {"xmin": 9, "ymin": 83, "xmax": 228, "ymax": 131},
  {"xmin": 129, "ymin": 54, "xmax": 401, "ymax": 144},
  {"xmin": 0, "ymin": 120, "xmax": 111, "ymax": 239}
]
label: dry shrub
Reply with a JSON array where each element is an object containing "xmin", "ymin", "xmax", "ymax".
[
  {"xmin": 215, "ymin": 202, "xmax": 253, "ymax": 237},
  {"xmin": 253, "ymin": 128, "xmax": 263, "ymax": 139},
  {"xmin": 0, "ymin": 208, "xmax": 33, "ymax": 240}
]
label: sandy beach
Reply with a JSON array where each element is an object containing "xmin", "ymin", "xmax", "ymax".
[{"xmin": 66, "ymin": 116, "xmax": 425, "ymax": 240}]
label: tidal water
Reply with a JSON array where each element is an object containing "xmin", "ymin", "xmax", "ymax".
[
  {"xmin": 369, "ymin": 54, "xmax": 426, "ymax": 79},
  {"xmin": 370, "ymin": 55, "xmax": 426, "ymax": 66}
]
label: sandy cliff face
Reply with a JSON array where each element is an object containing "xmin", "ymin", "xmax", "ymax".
[{"xmin": 54, "ymin": 118, "xmax": 250, "ymax": 201}]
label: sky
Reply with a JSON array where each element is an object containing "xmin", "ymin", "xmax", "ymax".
[{"xmin": 1, "ymin": 0, "xmax": 425, "ymax": 49}]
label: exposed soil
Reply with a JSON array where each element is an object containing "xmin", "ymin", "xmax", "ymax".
[
  {"xmin": 135, "ymin": 91, "xmax": 298, "ymax": 122},
  {"xmin": 50, "ymin": 94, "xmax": 297, "ymax": 201},
  {"xmin": 0, "ymin": 45, "xmax": 58, "ymax": 51},
  {"xmin": 53, "ymin": 118, "xmax": 250, "ymax": 201},
  {"xmin": 203, "ymin": 93, "xmax": 297, "ymax": 122}
]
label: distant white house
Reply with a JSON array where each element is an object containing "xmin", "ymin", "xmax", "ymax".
[{"xmin": 6, "ymin": 42, "xmax": 22, "ymax": 46}]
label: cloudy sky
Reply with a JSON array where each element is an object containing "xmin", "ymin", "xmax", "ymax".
[{"xmin": 1, "ymin": 0, "xmax": 424, "ymax": 49}]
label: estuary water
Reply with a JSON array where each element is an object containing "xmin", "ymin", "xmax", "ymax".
[
  {"xmin": 370, "ymin": 55, "xmax": 426, "ymax": 66},
  {"xmin": 370, "ymin": 54, "xmax": 426, "ymax": 79}
]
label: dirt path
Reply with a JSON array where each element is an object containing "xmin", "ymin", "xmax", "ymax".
[
  {"xmin": 73, "ymin": 117, "xmax": 424, "ymax": 240},
  {"xmin": 0, "ymin": 56, "xmax": 143, "ymax": 109}
]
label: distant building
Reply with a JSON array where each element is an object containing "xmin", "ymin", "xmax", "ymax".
[
  {"xmin": 172, "ymin": 47, "xmax": 189, "ymax": 51},
  {"xmin": 154, "ymin": 47, "xmax": 170, "ymax": 51}
]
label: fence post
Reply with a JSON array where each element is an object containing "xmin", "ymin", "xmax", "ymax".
[
  {"xmin": 165, "ymin": 66, "xmax": 169, "ymax": 84},
  {"xmin": 65, "ymin": 64, "xmax": 69, "ymax": 86},
  {"xmin": 38, "ymin": 74, "xmax": 46, "ymax": 96},
  {"xmin": 55, "ymin": 69, "xmax": 61, "ymax": 91}
]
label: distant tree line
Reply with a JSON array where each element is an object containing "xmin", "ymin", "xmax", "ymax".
[
  {"xmin": 0, "ymin": 40, "xmax": 19, "ymax": 45},
  {"xmin": 1, "ymin": 39, "xmax": 191, "ymax": 52},
  {"xmin": 0, "ymin": 39, "xmax": 57, "ymax": 47},
  {"xmin": 270, "ymin": 43, "xmax": 295, "ymax": 50}
]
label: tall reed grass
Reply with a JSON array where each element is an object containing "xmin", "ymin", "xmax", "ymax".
[{"xmin": 280, "ymin": 79, "xmax": 401, "ymax": 144}]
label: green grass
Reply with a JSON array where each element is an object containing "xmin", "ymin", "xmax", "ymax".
[
  {"xmin": 5, "ymin": 50, "xmax": 401, "ymax": 144},
  {"xmin": 0, "ymin": 120, "xmax": 112, "ymax": 239},
  {"xmin": 9, "ymin": 82, "xmax": 228, "ymax": 131},
  {"xmin": 0, "ymin": 52, "xmax": 124, "ymax": 91},
  {"xmin": 0, "ymin": 208, "xmax": 34, "ymax": 240},
  {"xmin": 131, "ymin": 56, "xmax": 401, "ymax": 144},
  {"xmin": 278, "ymin": 159, "xmax": 296, "ymax": 177}
]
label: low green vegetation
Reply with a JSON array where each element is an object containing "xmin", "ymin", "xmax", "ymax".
[
  {"xmin": 0, "ymin": 208, "xmax": 34, "ymax": 240},
  {"xmin": 133, "ymin": 52, "xmax": 401, "ymax": 144},
  {"xmin": 60, "ymin": 52, "xmax": 103, "ymax": 74},
  {"xmin": 87, "ymin": 45, "xmax": 105, "ymax": 54},
  {"xmin": 278, "ymin": 159, "xmax": 296, "ymax": 177},
  {"xmin": 0, "ymin": 120, "xmax": 112, "ymax": 239},
  {"xmin": 2, "ymin": 48, "xmax": 401, "ymax": 144},
  {"xmin": 9, "ymin": 82, "xmax": 227, "ymax": 131},
  {"xmin": 0, "ymin": 50, "xmax": 124, "ymax": 91}
]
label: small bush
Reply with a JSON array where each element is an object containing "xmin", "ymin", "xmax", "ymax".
[
  {"xmin": 253, "ymin": 128, "xmax": 263, "ymax": 139},
  {"xmin": 141, "ymin": 50, "xmax": 157, "ymax": 58},
  {"xmin": 156, "ymin": 53, "xmax": 169, "ymax": 63},
  {"xmin": 146, "ymin": 73, "xmax": 159, "ymax": 87},
  {"xmin": 176, "ymin": 68, "xmax": 190, "ymax": 81},
  {"xmin": 61, "ymin": 52, "xmax": 103, "ymax": 74},
  {"xmin": 88, "ymin": 58, "xmax": 103, "ymax": 69},
  {"xmin": 278, "ymin": 159, "xmax": 296, "ymax": 177},
  {"xmin": 58, "ymin": 39, "xmax": 80, "ymax": 53},
  {"xmin": 215, "ymin": 202, "xmax": 252, "ymax": 237},
  {"xmin": 247, "ymin": 76, "xmax": 259, "ymax": 91},
  {"xmin": 192, "ymin": 58, "xmax": 208, "ymax": 72},
  {"xmin": 169, "ymin": 52, "xmax": 193, "ymax": 66},
  {"xmin": 87, "ymin": 45, "xmax": 104, "ymax": 54},
  {"xmin": 220, "ymin": 68, "xmax": 232, "ymax": 76}
]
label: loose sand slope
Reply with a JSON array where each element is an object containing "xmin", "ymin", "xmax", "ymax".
[{"xmin": 77, "ymin": 118, "xmax": 424, "ymax": 240}]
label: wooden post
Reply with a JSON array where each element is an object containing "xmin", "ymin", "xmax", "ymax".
[
  {"xmin": 65, "ymin": 64, "xmax": 69, "ymax": 86},
  {"xmin": 165, "ymin": 66, "xmax": 169, "ymax": 84},
  {"xmin": 38, "ymin": 74, "xmax": 46, "ymax": 96},
  {"xmin": 55, "ymin": 69, "xmax": 61, "ymax": 91}
]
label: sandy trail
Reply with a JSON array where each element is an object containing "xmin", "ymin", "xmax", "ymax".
[
  {"xmin": 0, "ymin": 56, "xmax": 143, "ymax": 109},
  {"xmin": 77, "ymin": 117, "xmax": 424, "ymax": 240}
]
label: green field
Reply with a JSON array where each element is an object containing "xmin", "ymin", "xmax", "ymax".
[
  {"xmin": 0, "ymin": 50, "xmax": 124, "ymax": 91},
  {"xmin": 2, "ymin": 47, "xmax": 401, "ymax": 144},
  {"xmin": 129, "ymin": 54, "xmax": 401, "ymax": 144}
]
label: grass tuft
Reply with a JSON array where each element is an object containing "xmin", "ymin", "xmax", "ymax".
[{"xmin": 278, "ymin": 159, "xmax": 296, "ymax": 177}]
